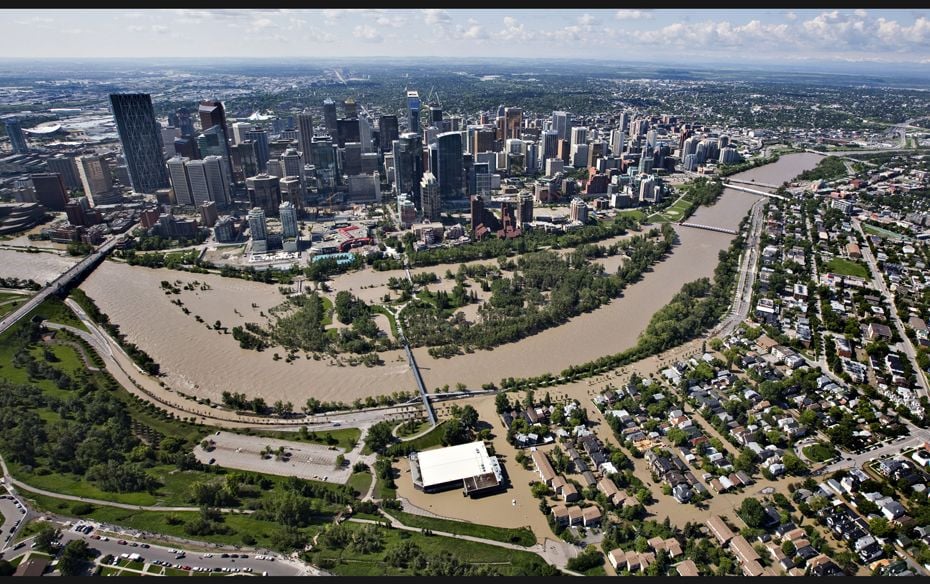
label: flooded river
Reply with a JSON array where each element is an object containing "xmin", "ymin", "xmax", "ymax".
[{"xmin": 77, "ymin": 153, "xmax": 821, "ymax": 404}]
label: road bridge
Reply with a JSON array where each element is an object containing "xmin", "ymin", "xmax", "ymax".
[{"xmin": 0, "ymin": 232, "xmax": 129, "ymax": 335}]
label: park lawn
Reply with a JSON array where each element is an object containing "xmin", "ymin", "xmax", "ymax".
[
  {"xmin": 391, "ymin": 421, "xmax": 446, "ymax": 453},
  {"xmin": 616, "ymin": 209, "xmax": 647, "ymax": 222},
  {"xmin": 346, "ymin": 472, "xmax": 372, "ymax": 498},
  {"xmin": 321, "ymin": 296, "xmax": 334, "ymax": 326},
  {"xmin": 99, "ymin": 566, "xmax": 122, "ymax": 576},
  {"xmin": 118, "ymin": 559, "xmax": 145, "ymax": 570},
  {"xmin": 313, "ymin": 522, "xmax": 552, "ymax": 576},
  {"xmin": 862, "ymin": 222, "xmax": 909, "ymax": 241},
  {"xmin": 0, "ymin": 291, "xmax": 30, "ymax": 302},
  {"xmin": 6, "ymin": 461, "xmax": 158, "ymax": 506},
  {"xmin": 823, "ymin": 257, "xmax": 869, "ymax": 279},
  {"xmin": 395, "ymin": 419, "xmax": 431, "ymax": 438},
  {"xmin": 27, "ymin": 296, "xmax": 87, "ymax": 331},
  {"xmin": 249, "ymin": 427, "xmax": 361, "ymax": 451},
  {"xmin": 803, "ymin": 443, "xmax": 838, "ymax": 462},
  {"xmin": 29, "ymin": 341, "xmax": 85, "ymax": 377},
  {"xmin": 651, "ymin": 196, "xmax": 693, "ymax": 223},
  {"xmin": 385, "ymin": 509, "xmax": 536, "ymax": 547},
  {"xmin": 17, "ymin": 487, "xmax": 316, "ymax": 550},
  {"xmin": 373, "ymin": 474, "xmax": 396, "ymax": 500},
  {"xmin": 0, "ymin": 300, "xmax": 25, "ymax": 318},
  {"xmin": 584, "ymin": 564, "xmax": 607, "ymax": 576}
]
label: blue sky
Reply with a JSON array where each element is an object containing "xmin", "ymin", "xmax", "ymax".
[{"xmin": 5, "ymin": 9, "xmax": 930, "ymax": 66}]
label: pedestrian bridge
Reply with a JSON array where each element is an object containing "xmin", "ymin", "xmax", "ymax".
[
  {"xmin": 722, "ymin": 182, "xmax": 787, "ymax": 200},
  {"xmin": 725, "ymin": 177, "xmax": 780, "ymax": 189},
  {"xmin": 679, "ymin": 222, "xmax": 738, "ymax": 235}
]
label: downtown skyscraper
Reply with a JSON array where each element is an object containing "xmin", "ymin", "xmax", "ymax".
[{"xmin": 108, "ymin": 93, "xmax": 170, "ymax": 193}]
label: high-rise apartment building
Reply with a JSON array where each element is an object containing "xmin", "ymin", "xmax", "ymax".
[
  {"xmin": 420, "ymin": 172, "xmax": 441, "ymax": 221},
  {"xmin": 109, "ymin": 93, "xmax": 170, "ymax": 193},
  {"xmin": 279, "ymin": 200, "xmax": 298, "ymax": 239},
  {"xmin": 247, "ymin": 207, "xmax": 268, "ymax": 251},
  {"xmin": 167, "ymin": 155, "xmax": 193, "ymax": 205},
  {"xmin": 551, "ymin": 111, "xmax": 571, "ymax": 141},
  {"xmin": 297, "ymin": 112, "xmax": 314, "ymax": 158},
  {"xmin": 30, "ymin": 173, "xmax": 68, "ymax": 211},
  {"xmin": 570, "ymin": 197, "xmax": 588, "ymax": 223},
  {"xmin": 246, "ymin": 174, "xmax": 281, "ymax": 215},
  {"xmin": 76, "ymin": 155, "xmax": 116, "ymax": 207},
  {"xmin": 45, "ymin": 156, "xmax": 82, "ymax": 190}
]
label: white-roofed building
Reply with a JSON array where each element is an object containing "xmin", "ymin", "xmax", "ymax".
[{"xmin": 409, "ymin": 441, "xmax": 505, "ymax": 497}]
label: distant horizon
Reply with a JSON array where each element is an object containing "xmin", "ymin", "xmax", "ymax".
[{"xmin": 1, "ymin": 54, "xmax": 929, "ymax": 84}]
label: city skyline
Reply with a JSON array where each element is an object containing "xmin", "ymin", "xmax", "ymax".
[{"xmin": 4, "ymin": 8, "xmax": 930, "ymax": 68}]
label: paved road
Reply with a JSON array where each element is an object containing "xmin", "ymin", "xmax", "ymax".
[
  {"xmin": 854, "ymin": 219, "xmax": 929, "ymax": 399},
  {"xmin": 716, "ymin": 195, "xmax": 766, "ymax": 338},
  {"xmin": 0, "ymin": 233, "xmax": 126, "ymax": 336}
]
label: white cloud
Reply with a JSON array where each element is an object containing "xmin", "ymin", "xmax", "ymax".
[
  {"xmin": 458, "ymin": 24, "xmax": 486, "ymax": 40},
  {"xmin": 353, "ymin": 24, "xmax": 382, "ymax": 42},
  {"xmin": 785, "ymin": 11, "xmax": 797, "ymax": 21},
  {"xmin": 422, "ymin": 9, "xmax": 450, "ymax": 25},
  {"xmin": 253, "ymin": 18, "xmax": 275, "ymax": 30},
  {"xmin": 375, "ymin": 14, "xmax": 406, "ymax": 28},
  {"xmin": 496, "ymin": 16, "xmax": 534, "ymax": 41},
  {"xmin": 579, "ymin": 13, "xmax": 595, "ymax": 26},
  {"xmin": 615, "ymin": 10, "xmax": 651, "ymax": 20},
  {"xmin": 854, "ymin": 9, "xmax": 868, "ymax": 18}
]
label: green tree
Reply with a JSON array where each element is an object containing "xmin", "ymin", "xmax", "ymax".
[
  {"xmin": 34, "ymin": 523, "xmax": 61, "ymax": 553},
  {"xmin": 868, "ymin": 517, "xmax": 894, "ymax": 538},
  {"xmin": 739, "ymin": 497, "xmax": 766, "ymax": 529},
  {"xmin": 58, "ymin": 539, "xmax": 93, "ymax": 576}
]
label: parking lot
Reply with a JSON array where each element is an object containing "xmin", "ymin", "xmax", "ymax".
[
  {"xmin": 0, "ymin": 487, "xmax": 30, "ymax": 551},
  {"xmin": 193, "ymin": 431, "xmax": 352, "ymax": 484}
]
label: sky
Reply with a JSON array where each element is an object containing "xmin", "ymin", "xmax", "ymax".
[{"xmin": 5, "ymin": 9, "xmax": 930, "ymax": 67}]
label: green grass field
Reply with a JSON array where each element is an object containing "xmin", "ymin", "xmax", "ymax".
[
  {"xmin": 395, "ymin": 420, "xmax": 431, "ymax": 438},
  {"xmin": 802, "ymin": 443, "xmax": 838, "ymax": 462},
  {"xmin": 823, "ymin": 257, "xmax": 870, "ymax": 278},
  {"xmin": 346, "ymin": 472, "xmax": 373, "ymax": 498},
  {"xmin": 649, "ymin": 196, "xmax": 693, "ymax": 223},
  {"xmin": 862, "ymin": 222, "xmax": 911, "ymax": 241},
  {"xmin": 385, "ymin": 509, "xmax": 537, "ymax": 547},
  {"xmin": 27, "ymin": 295, "xmax": 87, "ymax": 331},
  {"xmin": 248, "ymin": 427, "xmax": 361, "ymax": 451},
  {"xmin": 0, "ymin": 300, "xmax": 25, "ymax": 318},
  {"xmin": 17, "ymin": 487, "xmax": 322, "ymax": 550},
  {"xmin": 311, "ymin": 521, "xmax": 553, "ymax": 576},
  {"xmin": 388, "ymin": 421, "xmax": 446, "ymax": 453}
]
